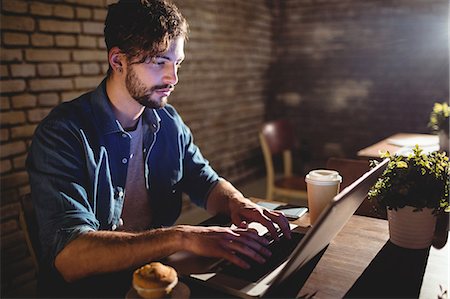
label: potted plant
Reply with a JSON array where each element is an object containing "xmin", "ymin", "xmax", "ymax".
[
  {"xmin": 428, "ymin": 101, "xmax": 449, "ymax": 153},
  {"xmin": 368, "ymin": 146, "xmax": 449, "ymax": 249}
]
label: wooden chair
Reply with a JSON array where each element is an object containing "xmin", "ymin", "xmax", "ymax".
[
  {"xmin": 259, "ymin": 120, "xmax": 308, "ymax": 204},
  {"xmin": 326, "ymin": 157, "xmax": 387, "ymax": 219}
]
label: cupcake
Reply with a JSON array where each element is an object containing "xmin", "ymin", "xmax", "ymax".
[{"xmin": 132, "ymin": 262, "xmax": 178, "ymax": 299}]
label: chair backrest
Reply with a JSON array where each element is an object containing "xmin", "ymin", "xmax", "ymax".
[
  {"xmin": 260, "ymin": 120, "xmax": 297, "ymax": 178},
  {"xmin": 326, "ymin": 157, "xmax": 387, "ymax": 219},
  {"xmin": 19, "ymin": 193, "xmax": 40, "ymax": 271},
  {"xmin": 260, "ymin": 120, "xmax": 296, "ymax": 155}
]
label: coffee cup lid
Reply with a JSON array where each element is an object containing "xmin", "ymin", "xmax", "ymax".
[{"xmin": 305, "ymin": 169, "xmax": 342, "ymax": 184}]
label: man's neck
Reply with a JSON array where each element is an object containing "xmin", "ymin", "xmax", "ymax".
[{"xmin": 106, "ymin": 75, "xmax": 145, "ymax": 130}]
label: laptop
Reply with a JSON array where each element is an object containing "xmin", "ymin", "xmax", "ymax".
[{"xmin": 166, "ymin": 158, "xmax": 389, "ymax": 299}]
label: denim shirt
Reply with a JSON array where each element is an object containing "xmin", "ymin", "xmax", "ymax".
[{"xmin": 26, "ymin": 79, "xmax": 219, "ymax": 267}]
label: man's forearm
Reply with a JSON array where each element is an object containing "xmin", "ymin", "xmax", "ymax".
[
  {"xmin": 55, "ymin": 226, "xmax": 184, "ymax": 282},
  {"xmin": 206, "ymin": 178, "xmax": 250, "ymax": 216}
]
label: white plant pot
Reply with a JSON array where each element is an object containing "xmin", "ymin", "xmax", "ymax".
[{"xmin": 387, "ymin": 206, "xmax": 437, "ymax": 249}]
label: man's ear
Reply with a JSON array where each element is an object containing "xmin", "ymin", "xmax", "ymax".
[{"xmin": 108, "ymin": 47, "xmax": 125, "ymax": 74}]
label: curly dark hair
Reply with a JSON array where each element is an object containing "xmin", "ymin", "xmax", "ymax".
[{"xmin": 104, "ymin": 0, "xmax": 188, "ymax": 74}]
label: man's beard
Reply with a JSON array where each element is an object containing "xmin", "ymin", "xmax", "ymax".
[{"xmin": 125, "ymin": 66, "xmax": 172, "ymax": 109}]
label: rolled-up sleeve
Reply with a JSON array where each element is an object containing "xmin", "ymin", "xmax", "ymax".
[{"xmin": 27, "ymin": 120, "xmax": 100, "ymax": 266}]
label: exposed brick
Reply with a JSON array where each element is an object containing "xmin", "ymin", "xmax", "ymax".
[
  {"xmin": 0, "ymin": 48, "xmax": 23, "ymax": 62},
  {"xmin": 61, "ymin": 63, "xmax": 81, "ymax": 76},
  {"xmin": 0, "ymin": 96, "xmax": 10, "ymax": 110},
  {"xmin": 82, "ymin": 63, "xmax": 100, "ymax": 75},
  {"xmin": 27, "ymin": 108, "xmax": 52, "ymax": 123},
  {"xmin": 26, "ymin": 49, "xmax": 71, "ymax": 62},
  {"xmin": 29, "ymin": 78, "xmax": 73, "ymax": 92},
  {"xmin": 64, "ymin": 0, "xmax": 105, "ymax": 7},
  {"xmin": 0, "ymin": 111, "xmax": 26, "ymax": 126},
  {"xmin": 76, "ymin": 7, "xmax": 92, "ymax": 19},
  {"xmin": 82, "ymin": 21, "xmax": 104, "ymax": 35},
  {"xmin": 0, "ymin": 16, "xmax": 35, "ymax": 32},
  {"xmin": 13, "ymin": 154, "xmax": 27, "ymax": 171},
  {"xmin": 3, "ymin": 32, "xmax": 30, "ymax": 46},
  {"xmin": 2, "ymin": 0, "xmax": 28, "ymax": 13},
  {"xmin": 0, "ymin": 128, "xmax": 10, "ymax": 142},
  {"xmin": 11, "ymin": 94, "xmax": 37, "ymax": 109},
  {"xmin": 38, "ymin": 93, "xmax": 60, "ymax": 106},
  {"xmin": 11, "ymin": 125, "xmax": 37, "ymax": 139},
  {"xmin": 61, "ymin": 91, "xmax": 84, "ymax": 102},
  {"xmin": 37, "ymin": 63, "xmax": 60, "ymax": 77},
  {"xmin": 72, "ymin": 50, "xmax": 106, "ymax": 62},
  {"xmin": 18, "ymin": 184, "xmax": 31, "ymax": 197},
  {"xmin": 93, "ymin": 9, "xmax": 107, "ymax": 21},
  {"xmin": 74, "ymin": 75, "xmax": 103, "ymax": 89},
  {"xmin": 0, "ymin": 142, "xmax": 26, "ymax": 159},
  {"xmin": 0, "ymin": 201, "xmax": 20, "ymax": 219},
  {"xmin": 0, "ymin": 80, "xmax": 26, "ymax": 93},
  {"xmin": 10, "ymin": 64, "xmax": 36, "ymax": 78},
  {"xmin": 53, "ymin": 4, "xmax": 75, "ymax": 19},
  {"xmin": 39, "ymin": 20, "xmax": 81, "ymax": 34},
  {"xmin": 30, "ymin": 2, "xmax": 52, "ymax": 16},
  {"xmin": 0, "ymin": 171, "xmax": 29, "ymax": 189},
  {"xmin": 0, "ymin": 159, "xmax": 12, "ymax": 174},
  {"xmin": 101, "ymin": 63, "xmax": 109, "ymax": 74},
  {"xmin": 97, "ymin": 37, "xmax": 106, "ymax": 49},
  {"xmin": 0, "ymin": 65, "xmax": 9, "ymax": 78},
  {"xmin": 77, "ymin": 35, "xmax": 97, "ymax": 48},
  {"xmin": 31, "ymin": 33, "xmax": 54, "ymax": 47},
  {"xmin": 55, "ymin": 35, "xmax": 77, "ymax": 47}
]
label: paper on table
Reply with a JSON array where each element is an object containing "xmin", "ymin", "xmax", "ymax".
[{"xmin": 387, "ymin": 136, "xmax": 439, "ymax": 147}]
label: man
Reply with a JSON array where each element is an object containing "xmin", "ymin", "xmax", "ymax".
[{"xmin": 26, "ymin": 0, "xmax": 290, "ymax": 297}]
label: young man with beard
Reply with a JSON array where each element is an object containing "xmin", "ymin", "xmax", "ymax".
[{"xmin": 26, "ymin": 0, "xmax": 291, "ymax": 297}]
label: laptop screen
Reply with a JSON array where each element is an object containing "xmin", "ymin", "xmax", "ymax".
[{"xmin": 270, "ymin": 158, "xmax": 389, "ymax": 289}]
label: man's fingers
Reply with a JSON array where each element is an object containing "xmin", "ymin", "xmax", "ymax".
[
  {"xmin": 263, "ymin": 209, "xmax": 291, "ymax": 239},
  {"xmin": 222, "ymin": 238, "xmax": 268, "ymax": 264}
]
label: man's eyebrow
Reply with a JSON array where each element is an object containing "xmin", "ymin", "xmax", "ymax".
[{"xmin": 156, "ymin": 55, "xmax": 185, "ymax": 62}]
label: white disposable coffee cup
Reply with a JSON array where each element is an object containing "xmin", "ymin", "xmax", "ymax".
[{"xmin": 305, "ymin": 170, "xmax": 342, "ymax": 225}]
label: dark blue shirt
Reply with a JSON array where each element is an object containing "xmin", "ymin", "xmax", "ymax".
[{"xmin": 26, "ymin": 79, "xmax": 219, "ymax": 272}]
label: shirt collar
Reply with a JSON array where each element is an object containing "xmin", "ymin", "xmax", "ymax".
[{"xmin": 91, "ymin": 78, "xmax": 161, "ymax": 135}]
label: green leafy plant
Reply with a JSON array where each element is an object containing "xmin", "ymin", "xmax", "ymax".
[
  {"xmin": 428, "ymin": 102, "xmax": 449, "ymax": 134},
  {"xmin": 369, "ymin": 146, "xmax": 449, "ymax": 213}
]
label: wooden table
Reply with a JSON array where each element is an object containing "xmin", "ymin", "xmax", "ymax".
[
  {"xmin": 357, "ymin": 133, "xmax": 439, "ymax": 159},
  {"xmin": 182, "ymin": 211, "xmax": 449, "ymax": 298},
  {"xmin": 295, "ymin": 213, "xmax": 449, "ymax": 299}
]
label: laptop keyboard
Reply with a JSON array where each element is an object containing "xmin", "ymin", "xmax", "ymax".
[{"xmin": 215, "ymin": 231, "xmax": 304, "ymax": 282}]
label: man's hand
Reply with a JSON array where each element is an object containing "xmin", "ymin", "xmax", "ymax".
[
  {"xmin": 228, "ymin": 197, "xmax": 291, "ymax": 241},
  {"xmin": 178, "ymin": 225, "xmax": 272, "ymax": 269},
  {"xmin": 206, "ymin": 179, "xmax": 292, "ymax": 242}
]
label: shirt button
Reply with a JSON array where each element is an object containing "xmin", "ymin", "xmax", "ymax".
[
  {"xmin": 122, "ymin": 158, "xmax": 128, "ymax": 164},
  {"xmin": 112, "ymin": 224, "xmax": 117, "ymax": 231},
  {"xmin": 122, "ymin": 133, "xmax": 127, "ymax": 138},
  {"xmin": 118, "ymin": 191, "xmax": 124, "ymax": 197}
]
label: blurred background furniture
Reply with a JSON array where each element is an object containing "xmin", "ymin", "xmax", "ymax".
[
  {"xmin": 326, "ymin": 157, "xmax": 386, "ymax": 219},
  {"xmin": 357, "ymin": 133, "xmax": 438, "ymax": 159},
  {"xmin": 259, "ymin": 120, "xmax": 308, "ymax": 205}
]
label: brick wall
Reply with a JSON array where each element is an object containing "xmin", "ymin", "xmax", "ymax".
[
  {"xmin": 0, "ymin": 0, "xmax": 274, "ymax": 296},
  {"xmin": 268, "ymin": 0, "xmax": 449, "ymax": 163}
]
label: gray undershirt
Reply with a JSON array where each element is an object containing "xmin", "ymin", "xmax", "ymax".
[{"xmin": 120, "ymin": 118, "xmax": 152, "ymax": 231}]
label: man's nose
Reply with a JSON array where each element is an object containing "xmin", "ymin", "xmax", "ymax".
[{"xmin": 163, "ymin": 63, "xmax": 178, "ymax": 86}]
